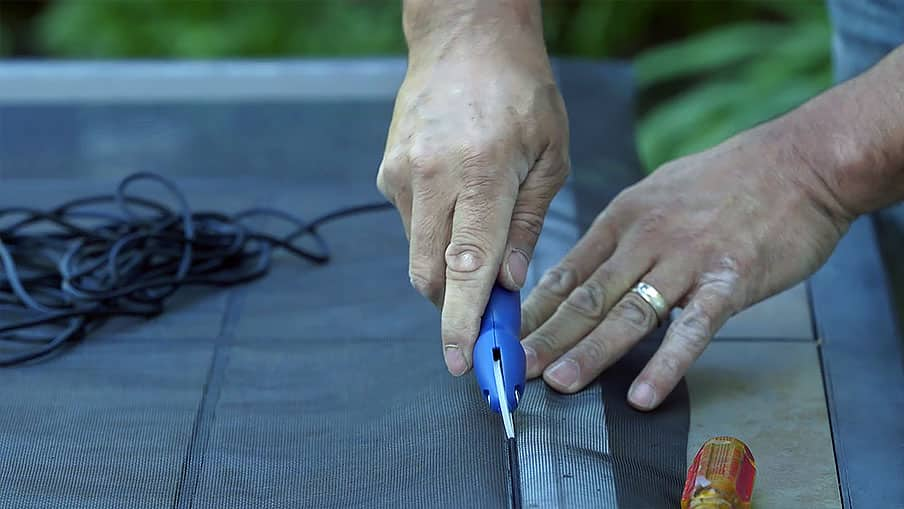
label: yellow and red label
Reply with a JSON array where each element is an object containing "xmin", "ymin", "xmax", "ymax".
[{"xmin": 681, "ymin": 436, "xmax": 756, "ymax": 509}]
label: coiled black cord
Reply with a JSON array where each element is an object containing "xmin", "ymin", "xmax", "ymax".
[{"xmin": 0, "ymin": 172, "xmax": 391, "ymax": 366}]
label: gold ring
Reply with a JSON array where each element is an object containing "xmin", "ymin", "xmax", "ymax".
[{"xmin": 631, "ymin": 281, "xmax": 670, "ymax": 321}]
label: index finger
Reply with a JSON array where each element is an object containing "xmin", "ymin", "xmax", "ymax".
[{"xmin": 440, "ymin": 172, "xmax": 518, "ymax": 376}]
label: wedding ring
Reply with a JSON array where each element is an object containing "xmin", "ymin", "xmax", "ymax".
[{"xmin": 631, "ymin": 281, "xmax": 670, "ymax": 321}]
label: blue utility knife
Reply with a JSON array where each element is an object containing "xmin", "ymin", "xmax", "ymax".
[
  {"xmin": 473, "ymin": 284, "xmax": 526, "ymax": 434},
  {"xmin": 473, "ymin": 283, "xmax": 526, "ymax": 508}
]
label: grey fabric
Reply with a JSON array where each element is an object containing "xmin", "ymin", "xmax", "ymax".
[
  {"xmin": 191, "ymin": 201, "xmax": 517, "ymax": 509},
  {"xmin": 0, "ymin": 61, "xmax": 690, "ymax": 508},
  {"xmin": 518, "ymin": 382, "xmax": 617, "ymax": 508},
  {"xmin": 0, "ymin": 340, "xmax": 213, "ymax": 509},
  {"xmin": 193, "ymin": 346, "xmax": 511, "ymax": 509}
]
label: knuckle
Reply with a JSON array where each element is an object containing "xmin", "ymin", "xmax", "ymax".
[
  {"xmin": 378, "ymin": 158, "xmax": 408, "ymax": 189},
  {"xmin": 375, "ymin": 173, "xmax": 391, "ymax": 201},
  {"xmin": 562, "ymin": 281, "xmax": 606, "ymax": 321},
  {"xmin": 538, "ymin": 265, "xmax": 578, "ymax": 297},
  {"xmin": 672, "ymin": 308, "xmax": 714, "ymax": 352},
  {"xmin": 714, "ymin": 255, "xmax": 743, "ymax": 276},
  {"xmin": 520, "ymin": 307, "xmax": 541, "ymax": 336},
  {"xmin": 589, "ymin": 210, "xmax": 618, "ymax": 239},
  {"xmin": 576, "ymin": 336, "xmax": 609, "ymax": 367},
  {"xmin": 408, "ymin": 153, "xmax": 443, "ymax": 181},
  {"xmin": 612, "ymin": 295, "xmax": 656, "ymax": 330},
  {"xmin": 607, "ymin": 187, "xmax": 635, "ymax": 214},
  {"xmin": 525, "ymin": 330, "xmax": 563, "ymax": 358},
  {"xmin": 442, "ymin": 319, "xmax": 478, "ymax": 348},
  {"xmin": 670, "ymin": 322, "xmax": 708, "ymax": 353},
  {"xmin": 535, "ymin": 150, "xmax": 571, "ymax": 182},
  {"xmin": 559, "ymin": 155, "xmax": 572, "ymax": 180},
  {"xmin": 590, "ymin": 210, "xmax": 608, "ymax": 229},
  {"xmin": 377, "ymin": 176, "xmax": 406, "ymax": 208},
  {"xmin": 699, "ymin": 258, "xmax": 746, "ymax": 310},
  {"xmin": 444, "ymin": 239, "xmax": 489, "ymax": 276},
  {"xmin": 510, "ymin": 209, "xmax": 545, "ymax": 239},
  {"xmin": 722, "ymin": 254, "xmax": 754, "ymax": 283},
  {"xmin": 658, "ymin": 353, "xmax": 685, "ymax": 381}
]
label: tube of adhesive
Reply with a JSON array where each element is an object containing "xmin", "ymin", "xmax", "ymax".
[{"xmin": 680, "ymin": 436, "xmax": 757, "ymax": 509}]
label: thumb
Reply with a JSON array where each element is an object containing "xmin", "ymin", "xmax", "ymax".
[{"xmin": 498, "ymin": 149, "xmax": 570, "ymax": 291}]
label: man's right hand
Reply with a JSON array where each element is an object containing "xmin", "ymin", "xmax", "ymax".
[{"xmin": 377, "ymin": 0, "xmax": 570, "ymax": 376}]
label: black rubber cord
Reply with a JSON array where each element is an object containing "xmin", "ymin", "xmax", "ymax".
[{"xmin": 0, "ymin": 172, "xmax": 391, "ymax": 366}]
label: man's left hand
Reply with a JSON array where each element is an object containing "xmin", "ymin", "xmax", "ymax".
[{"xmin": 520, "ymin": 121, "xmax": 854, "ymax": 410}]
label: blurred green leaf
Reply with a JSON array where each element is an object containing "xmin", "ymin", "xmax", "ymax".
[
  {"xmin": 637, "ymin": 80, "xmax": 746, "ymax": 168},
  {"xmin": 637, "ymin": 11, "xmax": 831, "ymax": 170},
  {"xmin": 636, "ymin": 23, "xmax": 790, "ymax": 86},
  {"xmin": 37, "ymin": 0, "xmax": 405, "ymax": 58}
]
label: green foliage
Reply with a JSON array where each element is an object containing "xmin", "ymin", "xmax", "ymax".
[
  {"xmin": 635, "ymin": 3, "xmax": 833, "ymax": 170},
  {"xmin": 37, "ymin": 1, "xmax": 406, "ymax": 58},
  {"xmin": 636, "ymin": 23, "xmax": 790, "ymax": 86},
  {"xmin": 542, "ymin": 0, "xmax": 778, "ymax": 58}
]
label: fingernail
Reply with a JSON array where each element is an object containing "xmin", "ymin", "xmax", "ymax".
[
  {"xmin": 506, "ymin": 249, "xmax": 529, "ymax": 289},
  {"xmin": 628, "ymin": 382, "xmax": 656, "ymax": 410},
  {"xmin": 523, "ymin": 345, "xmax": 538, "ymax": 374},
  {"xmin": 444, "ymin": 345, "xmax": 469, "ymax": 376},
  {"xmin": 546, "ymin": 359, "xmax": 579, "ymax": 389}
]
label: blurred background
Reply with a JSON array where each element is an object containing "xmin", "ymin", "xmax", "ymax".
[{"xmin": 0, "ymin": 0, "xmax": 832, "ymax": 171}]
